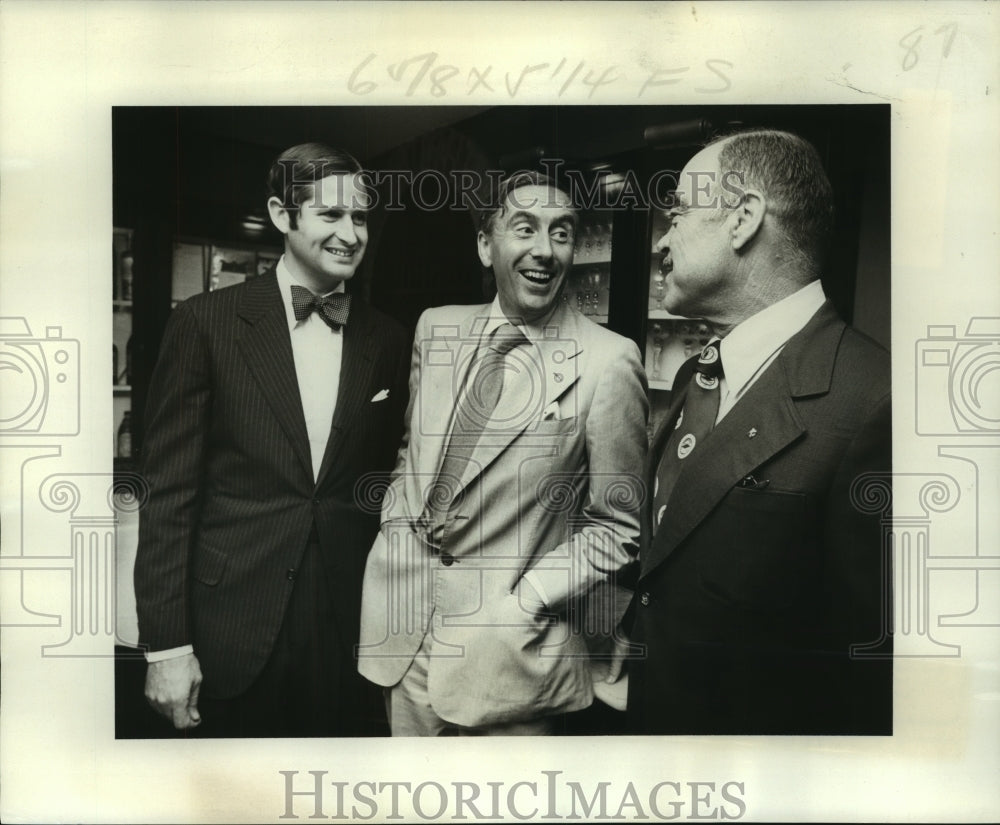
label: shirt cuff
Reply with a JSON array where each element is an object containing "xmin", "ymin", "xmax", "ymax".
[
  {"xmin": 521, "ymin": 570, "xmax": 550, "ymax": 607},
  {"xmin": 145, "ymin": 644, "xmax": 194, "ymax": 663}
]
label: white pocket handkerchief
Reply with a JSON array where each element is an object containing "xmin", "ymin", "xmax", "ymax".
[
  {"xmin": 370, "ymin": 389, "xmax": 390, "ymax": 402},
  {"xmin": 541, "ymin": 401, "xmax": 560, "ymax": 421}
]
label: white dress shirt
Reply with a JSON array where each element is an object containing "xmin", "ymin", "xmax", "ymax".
[
  {"xmin": 275, "ymin": 257, "xmax": 344, "ymax": 480},
  {"xmin": 147, "ymin": 258, "xmax": 345, "ymax": 663},
  {"xmin": 715, "ymin": 279, "xmax": 826, "ymax": 422}
]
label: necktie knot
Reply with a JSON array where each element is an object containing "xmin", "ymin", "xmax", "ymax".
[
  {"xmin": 489, "ymin": 322, "xmax": 528, "ymax": 355},
  {"xmin": 290, "ymin": 284, "xmax": 351, "ymax": 330}
]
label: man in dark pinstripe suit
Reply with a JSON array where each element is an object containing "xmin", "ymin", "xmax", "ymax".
[{"xmin": 134, "ymin": 143, "xmax": 410, "ymax": 737}]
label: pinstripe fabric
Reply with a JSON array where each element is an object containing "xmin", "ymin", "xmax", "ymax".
[{"xmin": 135, "ymin": 270, "xmax": 410, "ymax": 699}]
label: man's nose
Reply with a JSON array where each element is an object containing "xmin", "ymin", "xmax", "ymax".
[
  {"xmin": 653, "ymin": 230, "xmax": 671, "ymax": 253},
  {"xmin": 333, "ymin": 216, "xmax": 358, "ymax": 244},
  {"xmin": 530, "ymin": 231, "xmax": 553, "ymax": 259}
]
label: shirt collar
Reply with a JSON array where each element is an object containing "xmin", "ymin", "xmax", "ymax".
[
  {"xmin": 276, "ymin": 255, "xmax": 346, "ymax": 331},
  {"xmin": 718, "ymin": 279, "xmax": 826, "ymax": 397},
  {"xmin": 481, "ymin": 295, "xmax": 559, "ymax": 344}
]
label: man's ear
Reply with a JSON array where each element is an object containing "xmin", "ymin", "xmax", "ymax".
[
  {"xmin": 267, "ymin": 196, "xmax": 291, "ymax": 235},
  {"xmin": 730, "ymin": 189, "xmax": 765, "ymax": 252},
  {"xmin": 476, "ymin": 230, "xmax": 493, "ymax": 268}
]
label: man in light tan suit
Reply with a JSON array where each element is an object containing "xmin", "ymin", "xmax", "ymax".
[{"xmin": 358, "ymin": 171, "xmax": 648, "ymax": 735}]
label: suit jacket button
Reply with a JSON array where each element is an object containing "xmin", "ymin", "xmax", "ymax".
[
  {"xmin": 286, "ymin": 568, "xmax": 297, "ymax": 581},
  {"xmin": 639, "ymin": 592, "xmax": 650, "ymax": 606},
  {"xmin": 312, "ymin": 498, "xmax": 320, "ymax": 506},
  {"xmin": 440, "ymin": 553, "xmax": 455, "ymax": 567}
]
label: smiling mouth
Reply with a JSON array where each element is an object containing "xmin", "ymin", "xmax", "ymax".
[
  {"xmin": 520, "ymin": 269, "xmax": 556, "ymax": 286},
  {"xmin": 324, "ymin": 247, "xmax": 355, "ymax": 259}
]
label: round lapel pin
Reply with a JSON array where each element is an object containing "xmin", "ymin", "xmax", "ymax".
[
  {"xmin": 677, "ymin": 433, "xmax": 696, "ymax": 459},
  {"xmin": 695, "ymin": 373, "xmax": 719, "ymax": 391}
]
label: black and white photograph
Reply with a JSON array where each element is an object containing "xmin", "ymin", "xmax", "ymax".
[
  {"xmin": 110, "ymin": 103, "xmax": 891, "ymax": 742},
  {"xmin": 1, "ymin": 2, "xmax": 998, "ymax": 823}
]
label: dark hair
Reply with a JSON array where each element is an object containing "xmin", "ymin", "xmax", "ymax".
[
  {"xmin": 478, "ymin": 170, "xmax": 578, "ymax": 235},
  {"xmin": 709, "ymin": 129, "xmax": 834, "ymax": 273},
  {"xmin": 266, "ymin": 142, "xmax": 363, "ymax": 229}
]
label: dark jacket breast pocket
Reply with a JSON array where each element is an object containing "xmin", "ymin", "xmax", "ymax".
[
  {"xmin": 193, "ymin": 544, "xmax": 229, "ymax": 586},
  {"xmin": 697, "ymin": 486, "xmax": 814, "ymax": 613}
]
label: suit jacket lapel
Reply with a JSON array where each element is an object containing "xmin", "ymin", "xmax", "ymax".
[
  {"xmin": 420, "ymin": 307, "xmax": 483, "ymax": 475},
  {"xmin": 236, "ymin": 272, "xmax": 313, "ymax": 483},
  {"xmin": 641, "ymin": 301, "xmax": 846, "ymax": 577},
  {"xmin": 315, "ymin": 300, "xmax": 379, "ymax": 488},
  {"xmin": 457, "ymin": 303, "xmax": 583, "ymax": 492}
]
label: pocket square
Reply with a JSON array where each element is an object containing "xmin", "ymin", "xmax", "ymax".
[
  {"xmin": 370, "ymin": 389, "xmax": 390, "ymax": 402},
  {"xmin": 541, "ymin": 401, "xmax": 560, "ymax": 421}
]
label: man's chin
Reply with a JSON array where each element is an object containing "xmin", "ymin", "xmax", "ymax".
[{"xmin": 319, "ymin": 269, "xmax": 355, "ymax": 287}]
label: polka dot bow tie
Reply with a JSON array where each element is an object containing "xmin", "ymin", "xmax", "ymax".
[{"xmin": 290, "ymin": 284, "xmax": 351, "ymax": 330}]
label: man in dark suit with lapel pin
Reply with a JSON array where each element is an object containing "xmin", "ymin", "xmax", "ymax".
[
  {"xmin": 626, "ymin": 129, "xmax": 892, "ymax": 735},
  {"xmin": 135, "ymin": 143, "xmax": 410, "ymax": 737}
]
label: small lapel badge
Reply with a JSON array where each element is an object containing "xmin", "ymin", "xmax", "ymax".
[
  {"xmin": 677, "ymin": 433, "xmax": 696, "ymax": 459},
  {"xmin": 371, "ymin": 389, "xmax": 390, "ymax": 402},
  {"xmin": 748, "ymin": 427, "xmax": 758, "ymax": 438},
  {"xmin": 553, "ymin": 372, "xmax": 564, "ymax": 383},
  {"xmin": 695, "ymin": 373, "xmax": 719, "ymax": 391}
]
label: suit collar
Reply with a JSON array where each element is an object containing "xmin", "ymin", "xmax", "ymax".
[
  {"xmin": 236, "ymin": 268, "xmax": 284, "ymax": 325},
  {"xmin": 316, "ymin": 300, "xmax": 378, "ymax": 487},
  {"xmin": 236, "ymin": 271, "xmax": 313, "ymax": 481},
  {"xmin": 236, "ymin": 269, "xmax": 380, "ymax": 489},
  {"xmin": 718, "ymin": 279, "xmax": 827, "ymax": 402},
  {"xmin": 777, "ymin": 300, "xmax": 844, "ymax": 398}
]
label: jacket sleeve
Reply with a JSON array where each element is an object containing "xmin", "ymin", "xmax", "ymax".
[
  {"xmin": 529, "ymin": 337, "xmax": 649, "ymax": 610},
  {"xmin": 134, "ymin": 301, "xmax": 212, "ymax": 653},
  {"xmin": 819, "ymin": 389, "xmax": 893, "ymax": 730},
  {"xmin": 380, "ymin": 310, "xmax": 424, "ymax": 527}
]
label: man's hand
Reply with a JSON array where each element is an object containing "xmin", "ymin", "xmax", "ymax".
[{"xmin": 145, "ymin": 653, "xmax": 203, "ymax": 730}]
